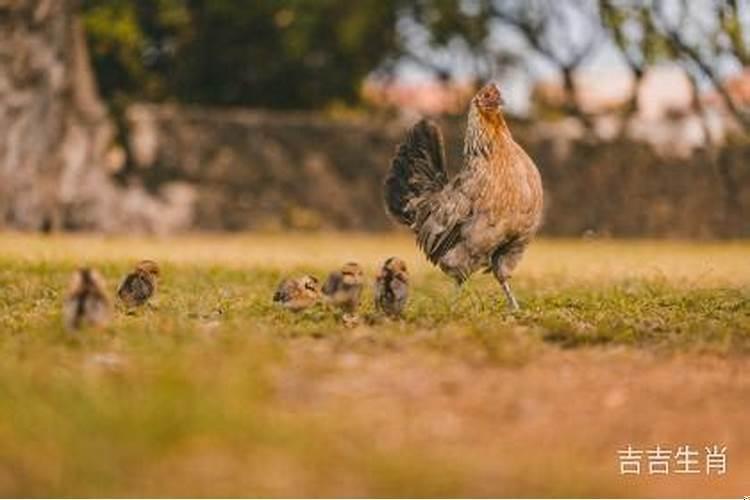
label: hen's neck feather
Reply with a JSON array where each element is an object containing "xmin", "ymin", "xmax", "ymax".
[{"xmin": 463, "ymin": 104, "xmax": 513, "ymax": 166}]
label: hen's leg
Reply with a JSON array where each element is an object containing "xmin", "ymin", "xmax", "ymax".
[
  {"xmin": 500, "ymin": 279, "xmax": 520, "ymax": 311},
  {"xmin": 491, "ymin": 252, "xmax": 520, "ymax": 311}
]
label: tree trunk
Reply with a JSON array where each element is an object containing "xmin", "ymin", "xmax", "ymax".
[{"xmin": 0, "ymin": 0, "xmax": 193, "ymax": 233}]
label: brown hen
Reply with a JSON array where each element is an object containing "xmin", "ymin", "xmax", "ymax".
[{"xmin": 384, "ymin": 82, "xmax": 543, "ymax": 310}]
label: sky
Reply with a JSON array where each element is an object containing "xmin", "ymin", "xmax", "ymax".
[
  {"xmin": 391, "ymin": 0, "xmax": 748, "ymax": 115},
  {"xmin": 392, "ymin": 0, "xmax": 632, "ymax": 114}
]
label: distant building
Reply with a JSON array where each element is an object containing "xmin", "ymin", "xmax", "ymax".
[
  {"xmin": 531, "ymin": 64, "xmax": 749, "ymax": 155},
  {"xmin": 361, "ymin": 79, "xmax": 476, "ymax": 116},
  {"xmin": 532, "ymin": 65, "xmax": 694, "ymax": 119},
  {"xmin": 703, "ymin": 68, "xmax": 750, "ymax": 109}
]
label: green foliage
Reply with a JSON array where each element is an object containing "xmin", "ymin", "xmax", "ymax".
[
  {"xmin": 83, "ymin": 0, "xmax": 188, "ymax": 102},
  {"xmin": 407, "ymin": 0, "xmax": 491, "ymax": 48},
  {"xmin": 82, "ymin": 0, "xmax": 403, "ymax": 109}
]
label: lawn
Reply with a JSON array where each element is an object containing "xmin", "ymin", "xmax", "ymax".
[{"xmin": 0, "ymin": 232, "xmax": 748, "ymax": 496}]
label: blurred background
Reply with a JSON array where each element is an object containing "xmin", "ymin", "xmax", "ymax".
[{"xmin": 1, "ymin": 0, "xmax": 749, "ymax": 238}]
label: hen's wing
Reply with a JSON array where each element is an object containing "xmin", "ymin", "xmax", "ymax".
[{"xmin": 414, "ymin": 177, "xmax": 473, "ymax": 269}]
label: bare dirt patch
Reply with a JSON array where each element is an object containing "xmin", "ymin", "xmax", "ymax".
[{"xmin": 277, "ymin": 341, "xmax": 750, "ymax": 497}]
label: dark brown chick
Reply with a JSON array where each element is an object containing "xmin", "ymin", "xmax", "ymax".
[
  {"xmin": 374, "ymin": 257, "xmax": 409, "ymax": 318},
  {"xmin": 63, "ymin": 267, "xmax": 112, "ymax": 331},
  {"xmin": 273, "ymin": 275, "xmax": 321, "ymax": 312},
  {"xmin": 117, "ymin": 259, "xmax": 160, "ymax": 307},
  {"xmin": 322, "ymin": 262, "xmax": 364, "ymax": 314},
  {"xmin": 384, "ymin": 82, "xmax": 543, "ymax": 310}
]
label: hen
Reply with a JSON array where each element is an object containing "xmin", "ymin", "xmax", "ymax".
[{"xmin": 384, "ymin": 82, "xmax": 543, "ymax": 310}]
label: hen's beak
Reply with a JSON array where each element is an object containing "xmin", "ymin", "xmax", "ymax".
[
  {"xmin": 475, "ymin": 82, "xmax": 504, "ymax": 110},
  {"xmin": 491, "ymin": 83, "xmax": 505, "ymax": 107}
]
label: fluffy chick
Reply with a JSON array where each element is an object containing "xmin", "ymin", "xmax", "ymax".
[
  {"xmin": 63, "ymin": 267, "xmax": 112, "ymax": 330},
  {"xmin": 374, "ymin": 257, "xmax": 409, "ymax": 317},
  {"xmin": 273, "ymin": 275, "xmax": 321, "ymax": 312},
  {"xmin": 322, "ymin": 262, "xmax": 364, "ymax": 313},
  {"xmin": 117, "ymin": 259, "xmax": 160, "ymax": 307}
]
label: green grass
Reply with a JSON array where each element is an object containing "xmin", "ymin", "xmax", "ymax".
[{"xmin": 0, "ymin": 233, "xmax": 748, "ymax": 496}]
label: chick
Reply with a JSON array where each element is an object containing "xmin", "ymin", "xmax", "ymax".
[
  {"xmin": 63, "ymin": 267, "xmax": 112, "ymax": 330},
  {"xmin": 374, "ymin": 257, "xmax": 409, "ymax": 318},
  {"xmin": 117, "ymin": 259, "xmax": 160, "ymax": 307},
  {"xmin": 273, "ymin": 275, "xmax": 321, "ymax": 312},
  {"xmin": 322, "ymin": 262, "xmax": 364, "ymax": 314}
]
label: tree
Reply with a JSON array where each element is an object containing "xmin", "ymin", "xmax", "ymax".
[
  {"xmin": 600, "ymin": 0, "xmax": 750, "ymax": 132},
  {"xmin": 0, "ymin": 0, "xmax": 113, "ymax": 230},
  {"xmin": 82, "ymin": 0, "xmax": 404, "ymax": 109},
  {"xmin": 0, "ymin": 0, "xmax": 188, "ymax": 232},
  {"xmin": 400, "ymin": 0, "xmax": 602, "ymax": 126},
  {"xmin": 397, "ymin": 0, "xmax": 750, "ymax": 135}
]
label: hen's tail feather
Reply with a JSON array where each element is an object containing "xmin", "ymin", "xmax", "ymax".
[{"xmin": 384, "ymin": 119, "xmax": 449, "ymax": 226}]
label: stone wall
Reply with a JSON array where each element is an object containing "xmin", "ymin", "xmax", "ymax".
[{"xmin": 126, "ymin": 104, "xmax": 750, "ymax": 238}]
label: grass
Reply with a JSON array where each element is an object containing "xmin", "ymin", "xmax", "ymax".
[{"xmin": 0, "ymin": 232, "xmax": 748, "ymax": 496}]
